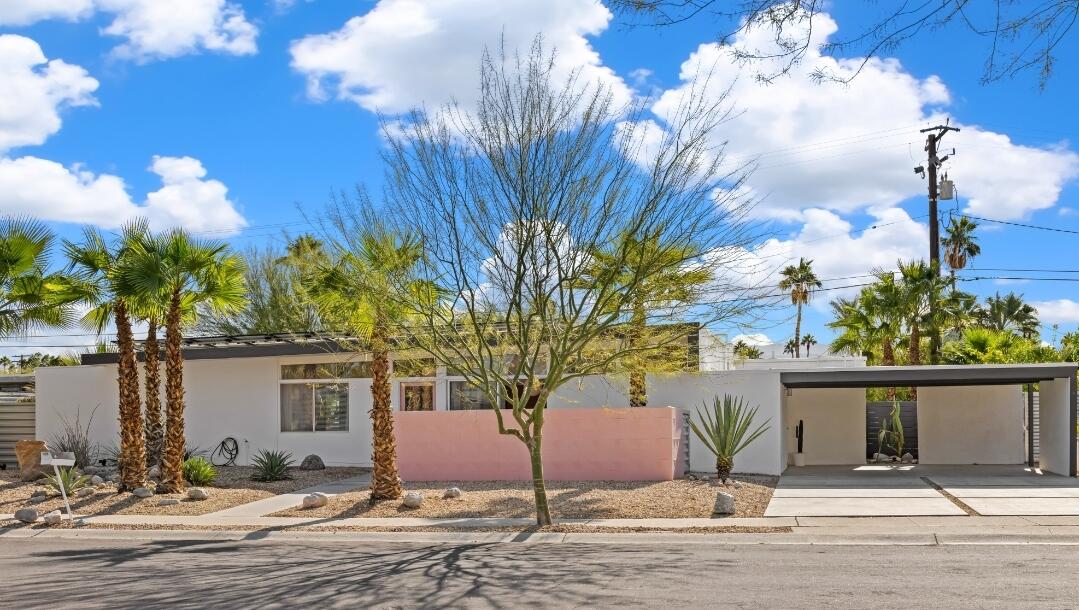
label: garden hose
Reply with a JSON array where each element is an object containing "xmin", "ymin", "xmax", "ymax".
[{"xmin": 210, "ymin": 437, "xmax": 240, "ymax": 467}]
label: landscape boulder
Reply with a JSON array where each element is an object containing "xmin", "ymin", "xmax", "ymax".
[
  {"xmin": 15, "ymin": 440, "xmax": 49, "ymax": 481},
  {"xmin": 132, "ymin": 487, "xmax": 153, "ymax": 498},
  {"xmin": 402, "ymin": 491, "xmax": 424, "ymax": 509},
  {"xmin": 299, "ymin": 454, "xmax": 326, "ymax": 470},
  {"xmin": 31, "ymin": 489, "xmax": 47, "ymax": 498},
  {"xmin": 90, "ymin": 475, "xmax": 104, "ymax": 486},
  {"xmin": 302, "ymin": 492, "xmax": 328, "ymax": 508},
  {"xmin": 443, "ymin": 487, "xmax": 462, "ymax": 499},
  {"xmin": 158, "ymin": 498, "xmax": 181, "ymax": 506},
  {"xmin": 14, "ymin": 508, "xmax": 38, "ymax": 523},
  {"xmin": 27, "ymin": 495, "xmax": 47, "ymax": 505},
  {"xmin": 712, "ymin": 491, "xmax": 736, "ymax": 515},
  {"xmin": 187, "ymin": 487, "xmax": 209, "ymax": 501},
  {"xmin": 43, "ymin": 511, "xmax": 62, "ymax": 526},
  {"xmin": 901, "ymin": 453, "xmax": 914, "ymax": 464},
  {"xmin": 76, "ymin": 487, "xmax": 94, "ymax": 497}
]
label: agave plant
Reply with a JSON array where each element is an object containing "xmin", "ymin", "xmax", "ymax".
[
  {"xmin": 689, "ymin": 394, "xmax": 771, "ymax": 482},
  {"xmin": 43, "ymin": 467, "xmax": 91, "ymax": 496},
  {"xmin": 251, "ymin": 449, "xmax": 294, "ymax": 482},
  {"xmin": 182, "ymin": 456, "xmax": 218, "ymax": 486}
]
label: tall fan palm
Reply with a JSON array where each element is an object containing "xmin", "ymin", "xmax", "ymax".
[
  {"xmin": 64, "ymin": 222, "xmax": 151, "ymax": 491},
  {"xmin": 800, "ymin": 334, "xmax": 817, "ymax": 357},
  {"xmin": 301, "ymin": 225, "xmax": 426, "ymax": 502},
  {"xmin": 0, "ymin": 218, "xmax": 78, "ymax": 335},
  {"xmin": 122, "ymin": 230, "xmax": 246, "ymax": 493},
  {"xmin": 778, "ymin": 258, "xmax": 821, "ymax": 358},
  {"xmin": 977, "ymin": 292, "xmax": 1040, "ymax": 339},
  {"xmin": 894, "ymin": 260, "xmax": 946, "ymax": 366},
  {"xmin": 580, "ymin": 233, "xmax": 711, "ymax": 407},
  {"xmin": 941, "ymin": 217, "xmax": 980, "ymax": 291}
]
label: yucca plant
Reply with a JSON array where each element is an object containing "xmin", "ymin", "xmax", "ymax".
[
  {"xmin": 251, "ymin": 449, "xmax": 294, "ymax": 482},
  {"xmin": 689, "ymin": 394, "xmax": 771, "ymax": 482},
  {"xmin": 43, "ymin": 467, "xmax": 91, "ymax": 496},
  {"xmin": 182, "ymin": 456, "xmax": 217, "ymax": 486},
  {"xmin": 877, "ymin": 401, "xmax": 905, "ymax": 459}
]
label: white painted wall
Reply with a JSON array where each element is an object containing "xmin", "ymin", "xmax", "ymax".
[
  {"xmin": 1038, "ymin": 377, "xmax": 1073, "ymax": 477},
  {"xmin": 917, "ymin": 385, "xmax": 1024, "ymax": 465},
  {"xmin": 783, "ymin": 388, "xmax": 866, "ymax": 466}
]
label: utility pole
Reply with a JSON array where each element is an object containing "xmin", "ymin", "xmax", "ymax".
[{"xmin": 917, "ymin": 121, "xmax": 960, "ymax": 364}]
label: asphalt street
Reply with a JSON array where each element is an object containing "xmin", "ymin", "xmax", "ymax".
[{"xmin": 2, "ymin": 537, "xmax": 1079, "ymax": 608}]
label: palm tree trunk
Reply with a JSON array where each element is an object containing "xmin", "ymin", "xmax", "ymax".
[
  {"xmin": 143, "ymin": 319, "xmax": 163, "ymax": 467},
  {"xmin": 883, "ymin": 339, "xmax": 896, "ymax": 401},
  {"xmin": 115, "ymin": 300, "xmax": 146, "ymax": 492},
  {"xmin": 716, "ymin": 455, "xmax": 733, "ymax": 482},
  {"xmin": 793, "ymin": 304, "xmax": 803, "ymax": 358},
  {"xmin": 908, "ymin": 322, "xmax": 921, "ymax": 401},
  {"xmin": 158, "ymin": 288, "xmax": 186, "ymax": 494},
  {"xmin": 628, "ymin": 301, "xmax": 646, "ymax": 407},
  {"xmin": 369, "ymin": 320, "xmax": 402, "ymax": 502}
]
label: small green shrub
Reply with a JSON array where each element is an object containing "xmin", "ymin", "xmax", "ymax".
[
  {"xmin": 182, "ymin": 456, "xmax": 218, "ymax": 486},
  {"xmin": 251, "ymin": 449, "xmax": 294, "ymax": 482},
  {"xmin": 43, "ymin": 467, "xmax": 91, "ymax": 496}
]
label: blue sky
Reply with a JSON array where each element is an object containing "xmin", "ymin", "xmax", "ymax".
[{"xmin": 1, "ymin": 0, "xmax": 1078, "ymax": 356}]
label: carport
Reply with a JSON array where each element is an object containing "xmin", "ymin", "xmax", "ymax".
[{"xmin": 765, "ymin": 363, "xmax": 1078, "ymax": 517}]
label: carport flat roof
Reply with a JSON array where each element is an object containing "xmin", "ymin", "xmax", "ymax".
[{"xmin": 780, "ymin": 363, "xmax": 1078, "ymax": 388}]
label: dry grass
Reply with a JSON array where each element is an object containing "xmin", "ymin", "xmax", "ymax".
[
  {"xmin": 0, "ymin": 467, "xmax": 366, "ymax": 517},
  {"xmin": 273, "ymin": 476, "xmax": 778, "ymax": 520}
]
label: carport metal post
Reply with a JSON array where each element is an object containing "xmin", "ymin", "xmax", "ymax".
[{"xmin": 1027, "ymin": 386, "xmax": 1035, "ymax": 468}]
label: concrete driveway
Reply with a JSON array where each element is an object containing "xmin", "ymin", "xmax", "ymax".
[{"xmin": 764, "ymin": 465, "xmax": 1079, "ymax": 517}]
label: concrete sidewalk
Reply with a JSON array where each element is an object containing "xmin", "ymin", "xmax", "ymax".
[{"xmin": 204, "ymin": 473, "xmax": 371, "ymax": 517}]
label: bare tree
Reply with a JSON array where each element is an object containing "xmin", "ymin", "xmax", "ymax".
[
  {"xmin": 610, "ymin": 1, "xmax": 1079, "ymax": 88},
  {"xmin": 376, "ymin": 40, "xmax": 767, "ymax": 525}
]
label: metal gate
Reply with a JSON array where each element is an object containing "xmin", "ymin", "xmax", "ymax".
[
  {"xmin": 0, "ymin": 375, "xmax": 35, "ymax": 467},
  {"xmin": 866, "ymin": 401, "xmax": 918, "ymax": 459}
]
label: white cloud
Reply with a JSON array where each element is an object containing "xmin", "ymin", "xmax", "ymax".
[
  {"xmin": 0, "ymin": 1, "xmax": 257, "ymax": 62},
  {"xmin": 0, "ymin": 35, "xmax": 99, "ymax": 154},
  {"xmin": 0, "ymin": 155, "xmax": 247, "ymax": 234},
  {"xmin": 651, "ymin": 10, "xmax": 1079, "ymax": 222},
  {"xmin": 289, "ymin": 0, "xmax": 630, "ymax": 115},
  {"xmin": 0, "ymin": 0, "xmax": 94, "ymax": 25},
  {"xmin": 731, "ymin": 333, "xmax": 773, "ymax": 346},
  {"xmin": 1032, "ymin": 299, "xmax": 1079, "ymax": 324}
]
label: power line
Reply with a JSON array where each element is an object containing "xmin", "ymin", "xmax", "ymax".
[{"xmin": 958, "ymin": 214, "xmax": 1079, "ymax": 235}]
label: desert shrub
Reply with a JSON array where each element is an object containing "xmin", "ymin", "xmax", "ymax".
[
  {"xmin": 49, "ymin": 406, "xmax": 99, "ymax": 468},
  {"xmin": 251, "ymin": 449, "xmax": 294, "ymax": 482},
  {"xmin": 43, "ymin": 467, "xmax": 91, "ymax": 496},
  {"xmin": 182, "ymin": 456, "xmax": 218, "ymax": 486}
]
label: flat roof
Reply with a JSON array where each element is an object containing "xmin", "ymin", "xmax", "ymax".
[
  {"xmin": 81, "ymin": 333, "xmax": 355, "ymax": 365},
  {"xmin": 781, "ymin": 363, "xmax": 1078, "ymax": 388}
]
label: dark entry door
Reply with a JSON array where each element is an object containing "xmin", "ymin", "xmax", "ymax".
[{"xmin": 866, "ymin": 401, "xmax": 918, "ymax": 459}]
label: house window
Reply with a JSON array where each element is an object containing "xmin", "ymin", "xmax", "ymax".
[
  {"xmin": 448, "ymin": 381, "xmax": 496, "ymax": 410},
  {"xmin": 401, "ymin": 382, "xmax": 435, "ymax": 411},
  {"xmin": 281, "ymin": 361, "xmax": 371, "ymax": 380},
  {"xmin": 280, "ymin": 383, "xmax": 349, "ymax": 432}
]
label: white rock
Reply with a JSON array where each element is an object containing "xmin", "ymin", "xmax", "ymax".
[
  {"xmin": 43, "ymin": 511, "xmax": 62, "ymax": 526},
  {"xmin": 187, "ymin": 487, "xmax": 209, "ymax": 501},
  {"xmin": 302, "ymin": 492, "xmax": 328, "ymax": 508},
  {"xmin": 132, "ymin": 487, "xmax": 153, "ymax": 498},
  {"xmin": 732, "ymin": 481, "xmax": 743, "ymax": 490},
  {"xmin": 443, "ymin": 487, "xmax": 462, "ymax": 499},
  {"xmin": 90, "ymin": 475, "xmax": 104, "ymax": 486},
  {"xmin": 712, "ymin": 491, "xmax": 736, "ymax": 515},
  {"xmin": 158, "ymin": 498, "xmax": 181, "ymax": 506},
  {"xmin": 402, "ymin": 491, "xmax": 424, "ymax": 509},
  {"xmin": 76, "ymin": 487, "xmax": 94, "ymax": 497},
  {"xmin": 14, "ymin": 508, "xmax": 37, "ymax": 523},
  {"xmin": 901, "ymin": 453, "xmax": 914, "ymax": 464}
]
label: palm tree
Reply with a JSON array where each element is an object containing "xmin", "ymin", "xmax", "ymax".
[
  {"xmin": 733, "ymin": 339, "xmax": 762, "ymax": 360},
  {"xmin": 0, "ymin": 218, "xmax": 79, "ymax": 336},
  {"xmin": 894, "ymin": 260, "xmax": 946, "ymax": 366},
  {"xmin": 941, "ymin": 217, "xmax": 980, "ymax": 291},
  {"xmin": 302, "ymin": 225, "xmax": 425, "ymax": 502},
  {"xmin": 123, "ymin": 230, "xmax": 246, "ymax": 493},
  {"xmin": 783, "ymin": 338, "xmax": 797, "ymax": 357},
  {"xmin": 778, "ymin": 258, "xmax": 821, "ymax": 358},
  {"xmin": 800, "ymin": 334, "xmax": 817, "ymax": 357},
  {"xmin": 977, "ymin": 292, "xmax": 1040, "ymax": 339},
  {"xmin": 64, "ymin": 222, "xmax": 150, "ymax": 491},
  {"xmin": 581, "ymin": 233, "xmax": 711, "ymax": 407}
]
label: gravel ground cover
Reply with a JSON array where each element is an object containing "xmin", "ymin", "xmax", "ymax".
[
  {"xmin": 0, "ymin": 521, "xmax": 790, "ymax": 534},
  {"xmin": 274, "ymin": 476, "xmax": 778, "ymax": 520},
  {"xmin": 0, "ymin": 467, "xmax": 366, "ymax": 517}
]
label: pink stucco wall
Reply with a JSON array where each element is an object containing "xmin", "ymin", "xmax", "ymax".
[{"xmin": 394, "ymin": 407, "xmax": 685, "ymax": 481}]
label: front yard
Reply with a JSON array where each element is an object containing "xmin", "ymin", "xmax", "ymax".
[
  {"xmin": 274, "ymin": 476, "xmax": 779, "ymax": 519},
  {"xmin": 0, "ymin": 467, "xmax": 366, "ymax": 518}
]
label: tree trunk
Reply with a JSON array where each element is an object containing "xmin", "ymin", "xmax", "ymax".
[
  {"xmin": 368, "ymin": 321, "xmax": 402, "ymax": 502},
  {"xmin": 528, "ymin": 405, "xmax": 552, "ymax": 525},
  {"xmin": 882, "ymin": 339, "xmax": 896, "ymax": 401},
  {"xmin": 114, "ymin": 300, "xmax": 146, "ymax": 492},
  {"xmin": 628, "ymin": 300, "xmax": 647, "ymax": 407},
  {"xmin": 157, "ymin": 288, "xmax": 186, "ymax": 494},
  {"xmin": 908, "ymin": 322, "xmax": 921, "ymax": 401},
  {"xmin": 793, "ymin": 303, "xmax": 803, "ymax": 358},
  {"xmin": 143, "ymin": 319, "xmax": 163, "ymax": 467},
  {"xmin": 716, "ymin": 455, "xmax": 733, "ymax": 482}
]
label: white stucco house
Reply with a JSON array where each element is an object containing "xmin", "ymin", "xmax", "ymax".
[{"xmin": 32, "ymin": 331, "xmax": 1078, "ymax": 478}]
